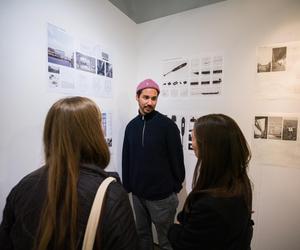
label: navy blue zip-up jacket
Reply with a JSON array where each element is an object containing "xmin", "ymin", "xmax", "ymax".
[{"xmin": 122, "ymin": 110, "xmax": 185, "ymax": 200}]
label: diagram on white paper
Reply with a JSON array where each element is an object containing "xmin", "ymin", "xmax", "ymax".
[
  {"xmin": 161, "ymin": 59, "xmax": 189, "ymax": 98},
  {"xmin": 161, "ymin": 53, "xmax": 224, "ymax": 98},
  {"xmin": 190, "ymin": 55, "xmax": 223, "ymax": 96}
]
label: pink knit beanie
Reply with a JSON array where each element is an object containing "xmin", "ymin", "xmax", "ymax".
[{"xmin": 136, "ymin": 79, "xmax": 160, "ymax": 94}]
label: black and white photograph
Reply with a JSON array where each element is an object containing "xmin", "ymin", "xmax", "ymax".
[
  {"xmin": 76, "ymin": 52, "xmax": 96, "ymax": 73},
  {"xmin": 254, "ymin": 116, "xmax": 268, "ymax": 139},
  {"xmin": 97, "ymin": 59, "xmax": 105, "ymax": 76},
  {"xmin": 48, "ymin": 48, "xmax": 74, "ymax": 68},
  {"xmin": 282, "ymin": 118, "xmax": 298, "ymax": 141},
  {"xmin": 102, "ymin": 51, "xmax": 109, "ymax": 61},
  {"xmin": 267, "ymin": 116, "xmax": 282, "ymax": 140},
  {"xmin": 257, "ymin": 47, "xmax": 272, "ymax": 73},
  {"xmin": 48, "ymin": 64, "xmax": 60, "ymax": 74},
  {"xmin": 272, "ymin": 46, "xmax": 287, "ymax": 72},
  {"xmin": 105, "ymin": 62, "xmax": 113, "ymax": 78},
  {"xmin": 48, "ymin": 23, "xmax": 74, "ymax": 68}
]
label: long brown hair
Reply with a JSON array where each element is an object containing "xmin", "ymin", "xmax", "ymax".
[
  {"xmin": 186, "ymin": 114, "xmax": 252, "ymax": 213},
  {"xmin": 35, "ymin": 96, "xmax": 110, "ymax": 250}
]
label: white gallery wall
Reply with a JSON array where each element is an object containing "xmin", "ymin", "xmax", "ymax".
[
  {"xmin": 0, "ymin": 0, "xmax": 138, "ymax": 219},
  {"xmin": 1, "ymin": 0, "xmax": 300, "ymax": 249},
  {"xmin": 136, "ymin": 0, "xmax": 300, "ymax": 249}
]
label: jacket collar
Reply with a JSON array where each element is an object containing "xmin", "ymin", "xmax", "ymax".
[
  {"xmin": 81, "ymin": 163, "xmax": 108, "ymax": 176},
  {"xmin": 44, "ymin": 163, "xmax": 120, "ymax": 181},
  {"xmin": 138, "ymin": 110, "xmax": 157, "ymax": 121},
  {"xmin": 80, "ymin": 163, "xmax": 120, "ymax": 180}
]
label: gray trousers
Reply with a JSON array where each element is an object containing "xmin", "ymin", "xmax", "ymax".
[{"xmin": 132, "ymin": 193, "xmax": 178, "ymax": 250}]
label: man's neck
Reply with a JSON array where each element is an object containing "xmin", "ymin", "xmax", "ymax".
[{"xmin": 139, "ymin": 109, "xmax": 156, "ymax": 117}]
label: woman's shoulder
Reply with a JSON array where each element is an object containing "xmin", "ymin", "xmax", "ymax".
[
  {"xmin": 9, "ymin": 167, "xmax": 46, "ymax": 196},
  {"xmin": 16, "ymin": 167, "xmax": 46, "ymax": 185},
  {"xmin": 3, "ymin": 167, "xmax": 47, "ymax": 214}
]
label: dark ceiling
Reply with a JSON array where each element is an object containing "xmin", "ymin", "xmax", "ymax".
[{"xmin": 109, "ymin": 0, "xmax": 226, "ymax": 24}]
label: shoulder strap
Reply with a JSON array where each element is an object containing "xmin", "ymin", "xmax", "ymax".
[{"xmin": 82, "ymin": 177, "xmax": 116, "ymax": 250}]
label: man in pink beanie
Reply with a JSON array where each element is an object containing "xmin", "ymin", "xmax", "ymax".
[{"xmin": 122, "ymin": 79, "xmax": 185, "ymax": 250}]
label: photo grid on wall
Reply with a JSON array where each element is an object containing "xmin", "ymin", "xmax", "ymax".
[
  {"xmin": 47, "ymin": 23, "xmax": 114, "ymax": 149},
  {"xmin": 47, "ymin": 23, "xmax": 113, "ymax": 98},
  {"xmin": 253, "ymin": 40, "xmax": 300, "ymax": 169},
  {"xmin": 253, "ymin": 114, "xmax": 300, "ymax": 168}
]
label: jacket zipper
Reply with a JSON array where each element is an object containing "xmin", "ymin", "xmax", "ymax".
[{"xmin": 142, "ymin": 116, "xmax": 146, "ymax": 147}]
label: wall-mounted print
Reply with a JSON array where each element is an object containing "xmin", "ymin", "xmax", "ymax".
[
  {"xmin": 272, "ymin": 47, "xmax": 286, "ymax": 72},
  {"xmin": 76, "ymin": 52, "xmax": 96, "ymax": 73},
  {"xmin": 256, "ymin": 41, "xmax": 300, "ymax": 99},
  {"xmin": 282, "ymin": 118, "xmax": 298, "ymax": 141},
  {"xmin": 257, "ymin": 47, "xmax": 271, "ymax": 73},
  {"xmin": 97, "ymin": 59, "xmax": 105, "ymax": 76},
  {"xmin": 252, "ymin": 114, "xmax": 300, "ymax": 169},
  {"xmin": 165, "ymin": 113, "xmax": 187, "ymax": 149},
  {"xmin": 106, "ymin": 62, "xmax": 113, "ymax": 78},
  {"xmin": 102, "ymin": 112, "xmax": 113, "ymax": 148},
  {"xmin": 189, "ymin": 54, "xmax": 223, "ymax": 96},
  {"xmin": 47, "ymin": 23, "xmax": 113, "ymax": 98},
  {"xmin": 161, "ymin": 53, "xmax": 224, "ymax": 98},
  {"xmin": 161, "ymin": 58, "xmax": 189, "ymax": 98},
  {"xmin": 254, "ymin": 116, "xmax": 268, "ymax": 139},
  {"xmin": 267, "ymin": 116, "xmax": 282, "ymax": 140},
  {"xmin": 48, "ymin": 23, "xmax": 74, "ymax": 68}
]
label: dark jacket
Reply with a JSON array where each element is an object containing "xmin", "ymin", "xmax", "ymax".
[
  {"xmin": 122, "ymin": 110, "xmax": 185, "ymax": 200},
  {"xmin": 168, "ymin": 194, "xmax": 253, "ymax": 250},
  {"xmin": 0, "ymin": 164, "xmax": 138, "ymax": 250}
]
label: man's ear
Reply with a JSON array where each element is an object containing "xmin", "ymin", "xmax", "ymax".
[{"xmin": 136, "ymin": 94, "xmax": 139, "ymax": 101}]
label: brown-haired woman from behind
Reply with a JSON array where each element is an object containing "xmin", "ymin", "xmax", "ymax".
[
  {"xmin": 0, "ymin": 96, "xmax": 138, "ymax": 250},
  {"xmin": 168, "ymin": 114, "xmax": 254, "ymax": 250}
]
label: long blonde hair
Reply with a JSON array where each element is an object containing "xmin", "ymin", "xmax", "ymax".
[{"xmin": 35, "ymin": 96, "xmax": 110, "ymax": 250}]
